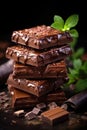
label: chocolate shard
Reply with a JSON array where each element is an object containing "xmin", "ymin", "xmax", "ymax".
[
  {"xmin": 47, "ymin": 102, "xmax": 58, "ymax": 109},
  {"xmin": 65, "ymin": 90, "xmax": 87, "ymax": 110},
  {"xmin": 41, "ymin": 106, "xmax": 69, "ymax": 125},
  {"xmin": 31, "ymin": 107, "xmax": 41, "ymax": 115},
  {"xmin": 25, "ymin": 111, "xmax": 36, "ymax": 120},
  {"xmin": 6, "ymin": 44, "xmax": 72, "ymax": 67},
  {"xmin": 13, "ymin": 60, "xmax": 68, "ymax": 79},
  {"xmin": 8, "ymin": 86, "xmax": 67, "ymax": 109},
  {"xmin": 14, "ymin": 109, "xmax": 24, "ymax": 117},
  {"xmin": 7, "ymin": 74, "xmax": 66, "ymax": 97},
  {"xmin": 36, "ymin": 103, "xmax": 47, "ymax": 110},
  {"xmin": 11, "ymin": 25, "xmax": 73, "ymax": 50}
]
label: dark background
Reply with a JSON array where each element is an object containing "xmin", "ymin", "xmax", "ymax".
[{"xmin": 0, "ymin": 0, "xmax": 87, "ymax": 50}]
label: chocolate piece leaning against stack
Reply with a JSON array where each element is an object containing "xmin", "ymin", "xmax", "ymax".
[{"xmin": 6, "ymin": 25, "xmax": 73, "ymax": 110}]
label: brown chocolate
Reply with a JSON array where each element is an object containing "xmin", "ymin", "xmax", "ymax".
[
  {"xmin": 11, "ymin": 25, "xmax": 73, "ymax": 50},
  {"xmin": 13, "ymin": 60, "xmax": 67, "ymax": 79},
  {"xmin": 6, "ymin": 44, "xmax": 72, "ymax": 67},
  {"xmin": 8, "ymin": 86, "xmax": 67, "ymax": 109},
  {"xmin": 7, "ymin": 74, "xmax": 67, "ymax": 97},
  {"xmin": 41, "ymin": 106, "xmax": 69, "ymax": 125}
]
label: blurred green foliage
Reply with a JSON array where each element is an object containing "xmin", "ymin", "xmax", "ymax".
[{"xmin": 51, "ymin": 14, "xmax": 87, "ymax": 93}]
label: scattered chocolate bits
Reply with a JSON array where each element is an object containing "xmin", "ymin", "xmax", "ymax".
[
  {"xmin": 0, "ymin": 91, "xmax": 11, "ymax": 110},
  {"xmin": 36, "ymin": 102, "xmax": 46, "ymax": 110},
  {"xmin": 25, "ymin": 111, "xmax": 36, "ymax": 120},
  {"xmin": 14, "ymin": 110, "xmax": 25, "ymax": 117},
  {"xmin": 48, "ymin": 102, "xmax": 58, "ymax": 109},
  {"xmin": 32, "ymin": 107, "xmax": 41, "ymax": 115}
]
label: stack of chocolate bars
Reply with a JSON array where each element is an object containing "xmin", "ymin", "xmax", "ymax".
[{"xmin": 6, "ymin": 25, "xmax": 73, "ymax": 110}]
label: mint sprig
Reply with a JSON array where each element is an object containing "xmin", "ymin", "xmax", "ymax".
[
  {"xmin": 63, "ymin": 14, "xmax": 79, "ymax": 31},
  {"xmin": 51, "ymin": 14, "xmax": 79, "ymax": 38},
  {"xmin": 51, "ymin": 14, "xmax": 87, "ymax": 94},
  {"xmin": 51, "ymin": 15, "xmax": 64, "ymax": 30}
]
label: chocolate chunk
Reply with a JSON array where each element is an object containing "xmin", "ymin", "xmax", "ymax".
[
  {"xmin": 11, "ymin": 25, "xmax": 73, "ymax": 50},
  {"xmin": 13, "ymin": 60, "xmax": 67, "ymax": 79},
  {"xmin": 8, "ymin": 87, "xmax": 67, "ymax": 109},
  {"xmin": 65, "ymin": 90, "xmax": 87, "ymax": 110},
  {"xmin": 36, "ymin": 103, "xmax": 46, "ymax": 110},
  {"xmin": 41, "ymin": 106, "xmax": 69, "ymax": 125},
  {"xmin": 32, "ymin": 107, "xmax": 41, "ymax": 115},
  {"xmin": 25, "ymin": 111, "xmax": 36, "ymax": 120},
  {"xmin": 7, "ymin": 74, "xmax": 66, "ymax": 97},
  {"xmin": 48, "ymin": 102, "xmax": 58, "ymax": 109},
  {"xmin": 6, "ymin": 44, "xmax": 72, "ymax": 67}
]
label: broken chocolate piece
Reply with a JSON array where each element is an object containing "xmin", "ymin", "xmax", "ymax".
[
  {"xmin": 7, "ymin": 74, "xmax": 65, "ymax": 97},
  {"xmin": 32, "ymin": 107, "xmax": 41, "ymax": 115},
  {"xmin": 65, "ymin": 90, "xmax": 87, "ymax": 110},
  {"xmin": 8, "ymin": 87, "xmax": 67, "ymax": 109},
  {"xmin": 25, "ymin": 111, "xmax": 36, "ymax": 120},
  {"xmin": 48, "ymin": 102, "xmax": 58, "ymax": 109},
  {"xmin": 6, "ymin": 44, "xmax": 72, "ymax": 67},
  {"xmin": 36, "ymin": 103, "xmax": 46, "ymax": 110},
  {"xmin": 11, "ymin": 25, "xmax": 73, "ymax": 50},
  {"xmin": 41, "ymin": 106, "xmax": 69, "ymax": 125},
  {"xmin": 13, "ymin": 60, "xmax": 67, "ymax": 79},
  {"xmin": 14, "ymin": 109, "xmax": 24, "ymax": 117}
]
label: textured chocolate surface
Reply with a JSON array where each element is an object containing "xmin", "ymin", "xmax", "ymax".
[
  {"xmin": 41, "ymin": 106, "xmax": 69, "ymax": 125},
  {"xmin": 7, "ymin": 74, "xmax": 66, "ymax": 97},
  {"xmin": 11, "ymin": 25, "xmax": 73, "ymax": 50},
  {"xmin": 13, "ymin": 60, "xmax": 67, "ymax": 79},
  {"xmin": 6, "ymin": 44, "xmax": 72, "ymax": 67},
  {"xmin": 8, "ymin": 86, "xmax": 66, "ymax": 109}
]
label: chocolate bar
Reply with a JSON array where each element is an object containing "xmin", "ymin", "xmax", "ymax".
[
  {"xmin": 13, "ymin": 60, "xmax": 67, "ymax": 79},
  {"xmin": 41, "ymin": 106, "xmax": 69, "ymax": 125},
  {"xmin": 6, "ymin": 44, "xmax": 72, "ymax": 67},
  {"xmin": 11, "ymin": 25, "xmax": 73, "ymax": 50},
  {"xmin": 8, "ymin": 86, "xmax": 67, "ymax": 109},
  {"xmin": 7, "ymin": 74, "xmax": 66, "ymax": 97},
  {"xmin": 65, "ymin": 90, "xmax": 87, "ymax": 110}
]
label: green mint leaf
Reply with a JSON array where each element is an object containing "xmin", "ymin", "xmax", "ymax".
[
  {"xmin": 54, "ymin": 15, "xmax": 64, "ymax": 28},
  {"xmin": 81, "ymin": 61, "xmax": 87, "ymax": 73},
  {"xmin": 64, "ymin": 14, "xmax": 79, "ymax": 30},
  {"xmin": 69, "ymin": 68, "xmax": 79, "ymax": 76},
  {"xmin": 72, "ymin": 48, "xmax": 84, "ymax": 59},
  {"xmin": 69, "ymin": 29, "xmax": 79, "ymax": 38},
  {"xmin": 73, "ymin": 59, "xmax": 82, "ymax": 70},
  {"xmin": 51, "ymin": 22, "xmax": 63, "ymax": 30},
  {"xmin": 79, "ymin": 69, "xmax": 87, "ymax": 78},
  {"xmin": 70, "ymin": 37, "xmax": 78, "ymax": 49},
  {"xmin": 67, "ymin": 74, "xmax": 77, "ymax": 84},
  {"xmin": 51, "ymin": 15, "xmax": 64, "ymax": 30},
  {"xmin": 75, "ymin": 79, "xmax": 87, "ymax": 93}
]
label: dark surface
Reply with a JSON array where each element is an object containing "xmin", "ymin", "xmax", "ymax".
[{"xmin": 0, "ymin": 87, "xmax": 87, "ymax": 130}]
